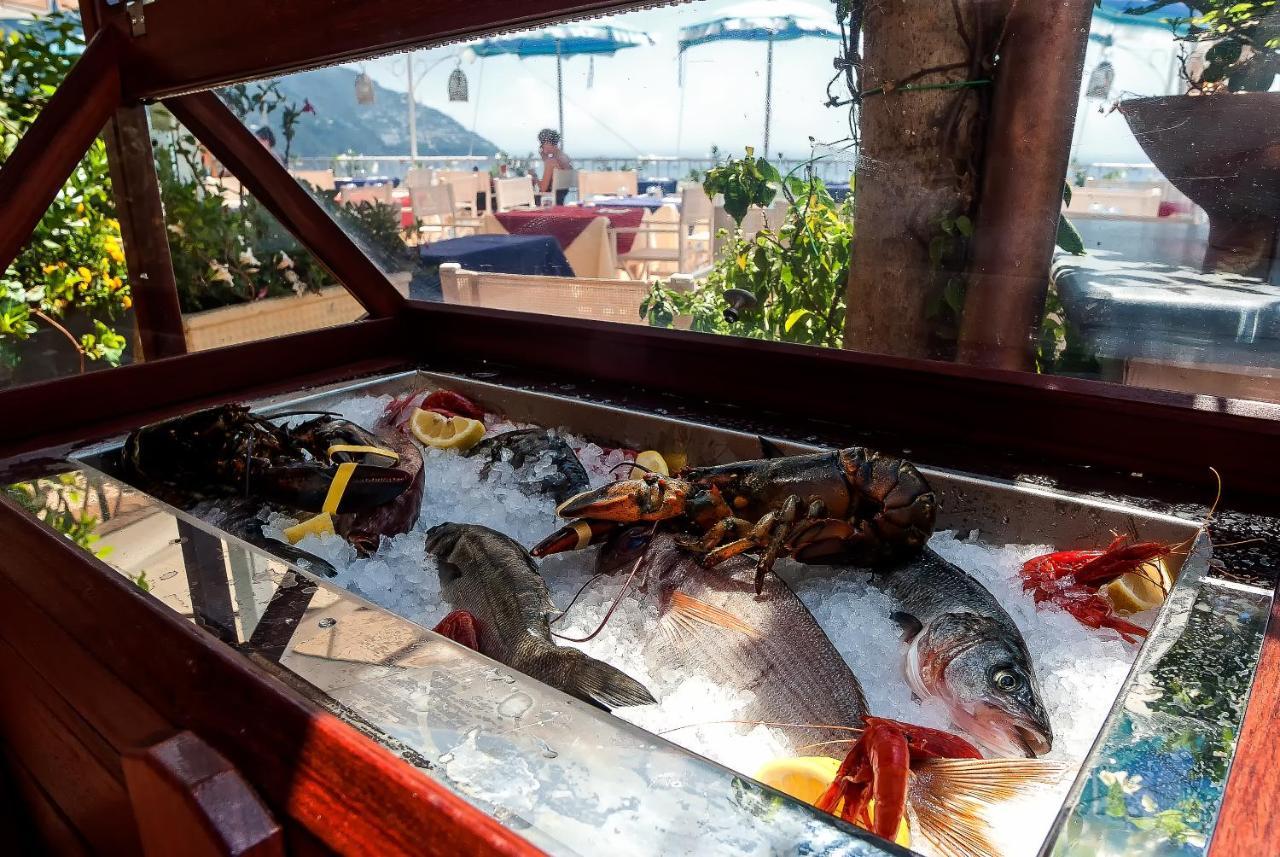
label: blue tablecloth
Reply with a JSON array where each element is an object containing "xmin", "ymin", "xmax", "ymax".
[
  {"xmin": 635, "ymin": 177, "xmax": 678, "ymax": 195},
  {"xmin": 412, "ymin": 234, "xmax": 574, "ymax": 300},
  {"xmin": 585, "ymin": 195, "xmax": 681, "ymax": 212},
  {"xmin": 825, "ymin": 182, "xmax": 852, "ymax": 203}
]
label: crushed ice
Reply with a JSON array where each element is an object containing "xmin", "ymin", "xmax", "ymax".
[{"xmin": 262, "ymin": 393, "xmax": 1146, "ymax": 857}]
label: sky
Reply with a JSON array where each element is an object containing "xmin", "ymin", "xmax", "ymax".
[{"xmin": 341, "ymin": 0, "xmax": 1206, "ymax": 165}]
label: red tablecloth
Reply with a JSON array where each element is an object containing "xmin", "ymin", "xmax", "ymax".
[{"xmin": 496, "ymin": 205, "xmax": 646, "ymax": 255}]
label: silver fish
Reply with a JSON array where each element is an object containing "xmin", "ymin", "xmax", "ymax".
[
  {"xmin": 425, "ymin": 522, "xmax": 655, "ymax": 711},
  {"xmin": 873, "ymin": 548, "xmax": 1053, "ymax": 758},
  {"xmin": 599, "ymin": 527, "xmax": 869, "ymax": 754}
]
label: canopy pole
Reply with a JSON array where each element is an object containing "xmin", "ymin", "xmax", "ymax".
[
  {"xmin": 762, "ymin": 36, "xmax": 774, "ymax": 157},
  {"xmin": 675, "ymin": 50, "xmax": 686, "ymax": 158},
  {"xmin": 407, "ymin": 52, "xmax": 418, "ymax": 163},
  {"xmin": 556, "ymin": 40, "xmax": 565, "ymax": 144}
]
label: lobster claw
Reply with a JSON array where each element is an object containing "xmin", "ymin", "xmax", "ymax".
[
  {"xmin": 555, "ymin": 476, "xmax": 691, "ymax": 523},
  {"xmin": 254, "ymin": 463, "xmax": 412, "ymax": 513}
]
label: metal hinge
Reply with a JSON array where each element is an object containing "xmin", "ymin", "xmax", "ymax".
[{"xmin": 127, "ymin": 0, "xmax": 150, "ymax": 37}]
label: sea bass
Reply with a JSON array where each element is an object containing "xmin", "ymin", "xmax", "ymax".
[
  {"xmin": 599, "ymin": 526, "xmax": 869, "ymax": 754},
  {"xmin": 425, "ymin": 522, "xmax": 655, "ymax": 711},
  {"xmin": 873, "ymin": 548, "xmax": 1053, "ymax": 758}
]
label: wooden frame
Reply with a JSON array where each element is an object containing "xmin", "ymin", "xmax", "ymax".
[{"xmin": 0, "ymin": 0, "xmax": 1277, "ymax": 854}]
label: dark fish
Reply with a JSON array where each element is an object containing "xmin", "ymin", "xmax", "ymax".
[
  {"xmin": 466, "ymin": 429, "xmax": 590, "ymax": 503},
  {"xmin": 425, "ymin": 523, "xmax": 655, "ymax": 711},
  {"xmin": 334, "ymin": 426, "xmax": 424, "ymax": 553},
  {"xmin": 598, "ymin": 527, "xmax": 869, "ymax": 754},
  {"xmin": 872, "ymin": 548, "xmax": 1053, "ymax": 758}
]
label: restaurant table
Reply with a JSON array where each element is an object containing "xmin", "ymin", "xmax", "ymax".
[
  {"xmin": 825, "ymin": 182, "xmax": 852, "ymax": 203},
  {"xmin": 334, "ymin": 176, "xmax": 400, "ymax": 188},
  {"xmin": 585, "ymin": 195, "xmax": 682, "ymax": 212},
  {"xmin": 412, "ymin": 234, "xmax": 573, "ymax": 300},
  {"xmin": 482, "ymin": 205, "xmax": 645, "ymax": 277}
]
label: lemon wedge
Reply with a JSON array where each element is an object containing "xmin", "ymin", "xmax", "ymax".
[
  {"xmin": 754, "ymin": 757, "xmax": 910, "ymax": 846},
  {"xmin": 410, "ymin": 409, "xmax": 485, "ymax": 451},
  {"xmin": 1103, "ymin": 557, "xmax": 1171, "ymax": 615},
  {"xmin": 663, "ymin": 451, "xmax": 688, "ymax": 473},
  {"xmin": 283, "ymin": 512, "xmax": 335, "ymax": 544},
  {"xmin": 631, "ymin": 450, "xmax": 669, "ymax": 479}
]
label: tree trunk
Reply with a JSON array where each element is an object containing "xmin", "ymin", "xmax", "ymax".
[{"xmin": 843, "ymin": 0, "xmax": 1005, "ymax": 359}]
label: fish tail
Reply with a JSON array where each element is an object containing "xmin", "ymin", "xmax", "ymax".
[
  {"xmin": 527, "ymin": 643, "xmax": 657, "ymax": 711},
  {"xmin": 906, "ymin": 758, "xmax": 1068, "ymax": 857}
]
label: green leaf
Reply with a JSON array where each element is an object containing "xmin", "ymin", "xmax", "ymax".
[
  {"xmin": 954, "ymin": 215, "xmax": 974, "ymax": 237},
  {"xmin": 1056, "ymin": 215, "xmax": 1086, "ymax": 255},
  {"xmin": 784, "ymin": 308, "xmax": 811, "ymax": 332},
  {"xmin": 1061, "ymin": 182, "xmax": 1073, "ymax": 206}
]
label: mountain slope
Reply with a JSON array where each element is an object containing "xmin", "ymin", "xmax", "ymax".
[{"xmin": 269, "ymin": 66, "xmax": 495, "ymax": 159}]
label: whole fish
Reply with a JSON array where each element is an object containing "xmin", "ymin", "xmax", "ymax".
[
  {"xmin": 466, "ymin": 429, "xmax": 590, "ymax": 503},
  {"xmin": 872, "ymin": 548, "xmax": 1053, "ymax": 758},
  {"xmin": 425, "ymin": 522, "xmax": 655, "ymax": 711},
  {"xmin": 598, "ymin": 526, "xmax": 869, "ymax": 754}
]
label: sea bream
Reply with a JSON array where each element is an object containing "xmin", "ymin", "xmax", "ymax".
[
  {"xmin": 597, "ymin": 526, "xmax": 869, "ymax": 754},
  {"xmin": 872, "ymin": 548, "xmax": 1054, "ymax": 758},
  {"xmin": 425, "ymin": 522, "xmax": 656, "ymax": 711}
]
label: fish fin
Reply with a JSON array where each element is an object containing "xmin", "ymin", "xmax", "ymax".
[
  {"xmin": 907, "ymin": 758, "xmax": 1068, "ymax": 857},
  {"xmin": 563, "ymin": 648, "xmax": 657, "ymax": 710},
  {"xmin": 670, "ymin": 591, "xmax": 763, "ymax": 640},
  {"xmin": 758, "ymin": 435, "xmax": 787, "ymax": 459},
  {"xmin": 890, "ymin": 610, "xmax": 924, "ymax": 642}
]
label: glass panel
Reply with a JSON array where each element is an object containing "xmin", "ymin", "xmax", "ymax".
[{"xmin": 1, "ymin": 11, "xmax": 134, "ymax": 390}]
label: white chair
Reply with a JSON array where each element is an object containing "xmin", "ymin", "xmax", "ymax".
[
  {"xmin": 439, "ymin": 262, "xmax": 695, "ymax": 326},
  {"xmin": 437, "ymin": 170, "xmax": 489, "ymax": 215},
  {"xmin": 549, "ymin": 167, "xmax": 577, "ymax": 204},
  {"xmin": 411, "ymin": 184, "xmax": 475, "ymax": 241},
  {"xmin": 404, "ymin": 167, "xmax": 435, "ymax": 190},
  {"xmin": 291, "ymin": 169, "xmax": 336, "ymax": 191},
  {"xmin": 493, "ymin": 176, "xmax": 537, "ymax": 212},
  {"xmin": 340, "ymin": 184, "xmax": 394, "ymax": 207},
  {"xmin": 578, "ymin": 170, "xmax": 638, "ymax": 200},
  {"xmin": 614, "ymin": 186, "xmax": 715, "ymax": 277}
]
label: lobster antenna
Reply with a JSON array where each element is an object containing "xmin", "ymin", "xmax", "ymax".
[
  {"xmin": 658, "ymin": 719, "xmax": 866, "ymax": 736},
  {"xmin": 551, "ymin": 522, "xmax": 657, "ymax": 643},
  {"xmin": 609, "ymin": 461, "xmax": 655, "ymax": 478},
  {"xmin": 243, "ymin": 434, "xmax": 255, "ymax": 499},
  {"xmin": 550, "ymin": 571, "xmax": 607, "ymax": 625},
  {"xmin": 266, "ymin": 410, "xmax": 344, "ymax": 421}
]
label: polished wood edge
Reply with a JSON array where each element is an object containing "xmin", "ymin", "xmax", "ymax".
[
  {"xmin": 0, "ymin": 495, "xmax": 544, "ymax": 857},
  {"xmin": 164, "ymin": 92, "xmax": 404, "ymax": 319},
  {"xmin": 106, "ymin": 0, "xmax": 653, "ymax": 100},
  {"xmin": 0, "ymin": 27, "xmax": 121, "ymax": 272},
  {"xmin": 0, "ymin": 319, "xmax": 408, "ymax": 457}
]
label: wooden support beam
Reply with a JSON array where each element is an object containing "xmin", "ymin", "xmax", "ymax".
[
  {"xmin": 163, "ymin": 92, "xmax": 404, "ymax": 319},
  {"xmin": 957, "ymin": 0, "xmax": 1094, "ymax": 370},
  {"xmin": 102, "ymin": 105, "xmax": 189, "ymax": 361},
  {"xmin": 0, "ymin": 28, "xmax": 122, "ymax": 274}
]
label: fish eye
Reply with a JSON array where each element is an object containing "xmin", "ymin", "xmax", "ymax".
[{"xmin": 992, "ymin": 668, "xmax": 1023, "ymax": 693}]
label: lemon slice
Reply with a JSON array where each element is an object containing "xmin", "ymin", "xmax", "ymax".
[
  {"xmin": 754, "ymin": 757, "xmax": 910, "ymax": 846},
  {"xmin": 410, "ymin": 409, "xmax": 485, "ymax": 451},
  {"xmin": 283, "ymin": 512, "xmax": 335, "ymax": 544},
  {"xmin": 1103, "ymin": 558, "xmax": 1171, "ymax": 615},
  {"xmin": 663, "ymin": 451, "xmax": 688, "ymax": 473},
  {"xmin": 631, "ymin": 450, "xmax": 669, "ymax": 479}
]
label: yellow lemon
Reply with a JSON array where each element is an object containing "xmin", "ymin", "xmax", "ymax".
[
  {"xmin": 754, "ymin": 757, "xmax": 910, "ymax": 846},
  {"xmin": 631, "ymin": 450, "xmax": 669, "ymax": 480},
  {"xmin": 410, "ymin": 408, "xmax": 485, "ymax": 452},
  {"xmin": 283, "ymin": 512, "xmax": 335, "ymax": 544},
  {"xmin": 1103, "ymin": 557, "xmax": 1171, "ymax": 615},
  {"xmin": 664, "ymin": 450, "xmax": 689, "ymax": 473}
]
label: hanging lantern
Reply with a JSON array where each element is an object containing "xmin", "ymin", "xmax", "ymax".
[
  {"xmin": 448, "ymin": 65, "xmax": 470, "ymax": 102},
  {"xmin": 354, "ymin": 71, "xmax": 376, "ymax": 105},
  {"xmin": 1085, "ymin": 60, "xmax": 1114, "ymax": 100}
]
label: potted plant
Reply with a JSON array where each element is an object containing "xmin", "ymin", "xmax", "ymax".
[{"xmin": 1119, "ymin": 1, "xmax": 1280, "ymax": 276}]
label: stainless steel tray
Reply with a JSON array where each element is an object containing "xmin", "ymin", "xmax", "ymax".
[{"xmin": 54, "ymin": 369, "xmax": 1270, "ymax": 857}]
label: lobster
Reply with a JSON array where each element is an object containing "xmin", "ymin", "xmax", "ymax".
[
  {"xmin": 122, "ymin": 404, "xmax": 423, "ymax": 550},
  {"xmin": 532, "ymin": 447, "xmax": 936, "ymax": 591},
  {"xmin": 817, "ymin": 716, "xmax": 982, "ymax": 841},
  {"xmin": 1019, "ymin": 535, "xmax": 1171, "ymax": 643}
]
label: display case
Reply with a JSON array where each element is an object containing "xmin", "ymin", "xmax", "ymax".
[{"xmin": 0, "ymin": 2, "xmax": 1278, "ymax": 857}]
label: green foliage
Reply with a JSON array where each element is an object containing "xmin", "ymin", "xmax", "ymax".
[
  {"xmin": 0, "ymin": 14, "xmax": 132, "ymax": 371},
  {"xmin": 5, "ymin": 474, "xmax": 112, "ymax": 558},
  {"xmin": 1127, "ymin": 1, "xmax": 1280, "ymax": 92},
  {"xmin": 643, "ymin": 174, "xmax": 852, "ymax": 348},
  {"xmin": 1035, "ymin": 282, "xmax": 1100, "ymax": 375},
  {"xmin": 702, "ymin": 148, "xmax": 780, "ymax": 226}
]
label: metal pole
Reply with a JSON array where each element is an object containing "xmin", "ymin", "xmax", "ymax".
[
  {"xmin": 957, "ymin": 0, "xmax": 1094, "ymax": 370},
  {"xmin": 763, "ymin": 36, "xmax": 774, "ymax": 157},
  {"xmin": 556, "ymin": 41, "xmax": 565, "ymax": 144},
  {"xmin": 407, "ymin": 53, "xmax": 418, "ymax": 163}
]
